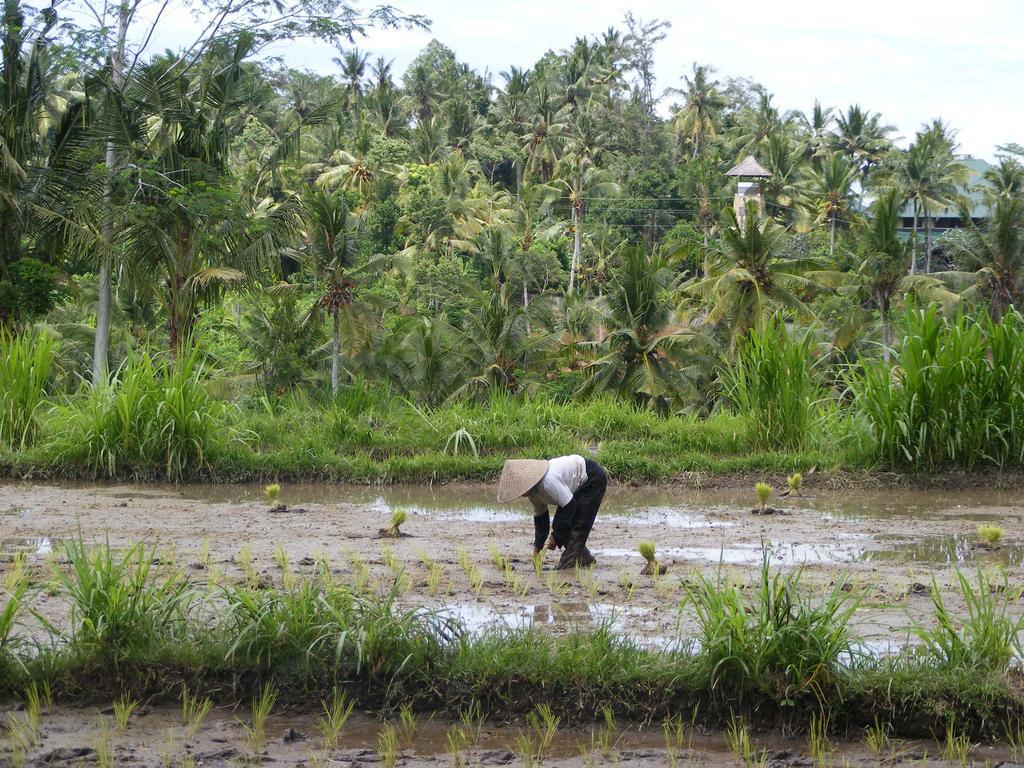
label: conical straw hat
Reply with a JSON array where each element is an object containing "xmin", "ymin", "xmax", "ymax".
[{"xmin": 496, "ymin": 459, "xmax": 549, "ymax": 503}]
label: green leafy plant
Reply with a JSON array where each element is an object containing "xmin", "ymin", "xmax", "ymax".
[
  {"xmin": 725, "ymin": 715, "xmax": 766, "ymax": 768},
  {"xmin": 785, "ymin": 472, "xmax": 803, "ymax": 496},
  {"xmin": 377, "ymin": 723, "xmax": 399, "ymax": 768},
  {"xmin": 113, "ymin": 695, "xmax": 139, "ymax": 734},
  {"xmin": 181, "ymin": 686, "xmax": 213, "ymax": 738},
  {"xmin": 242, "ymin": 683, "xmax": 278, "ymax": 756},
  {"xmin": 0, "ymin": 331, "xmax": 54, "ymax": 450}
]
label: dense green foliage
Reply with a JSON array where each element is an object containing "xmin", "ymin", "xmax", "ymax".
[
  {"xmin": 1, "ymin": 538, "xmax": 1021, "ymax": 738},
  {"xmin": 2, "ymin": 2, "xmax": 1024, "ymax": 476}
]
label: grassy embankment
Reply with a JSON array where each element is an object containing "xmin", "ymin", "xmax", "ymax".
[
  {"xmin": 1, "ymin": 538, "xmax": 1022, "ymax": 744},
  {"xmin": 2, "ymin": 306, "xmax": 1024, "ymax": 484}
]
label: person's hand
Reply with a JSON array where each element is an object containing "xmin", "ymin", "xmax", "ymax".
[
  {"xmin": 532, "ymin": 546, "xmax": 543, "ymax": 558},
  {"xmin": 546, "ymin": 535, "xmax": 558, "ymax": 550}
]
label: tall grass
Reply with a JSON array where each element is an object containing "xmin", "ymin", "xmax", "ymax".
[
  {"xmin": 686, "ymin": 554, "xmax": 859, "ymax": 706},
  {"xmin": 725, "ymin": 316, "xmax": 824, "ymax": 451},
  {"xmin": 854, "ymin": 305, "xmax": 1024, "ymax": 469},
  {"xmin": 0, "ymin": 332, "xmax": 54, "ymax": 449},
  {"xmin": 49, "ymin": 349, "xmax": 224, "ymax": 479}
]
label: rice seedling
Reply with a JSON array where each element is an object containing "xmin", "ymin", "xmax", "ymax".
[
  {"xmin": 348, "ymin": 552, "xmax": 370, "ymax": 592},
  {"xmin": 457, "ymin": 547, "xmax": 473, "ymax": 574},
  {"xmin": 242, "ymin": 683, "xmax": 277, "ymax": 756},
  {"xmin": 459, "ymin": 701, "xmax": 484, "ymax": 746},
  {"xmin": 617, "ymin": 571, "xmax": 638, "ymax": 599},
  {"xmin": 545, "ymin": 573, "xmax": 569, "ymax": 598},
  {"xmin": 511, "ymin": 731, "xmax": 539, "ymax": 768},
  {"xmin": 527, "ymin": 704, "xmax": 559, "ymax": 756},
  {"xmin": 468, "ymin": 567, "xmax": 485, "ymax": 595},
  {"xmin": 1005, "ymin": 719, "xmax": 1024, "ymax": 760},
  {"xmin": 943, "ymin": 717, "xmax": 972, "ymax": 766},
  {"xmin": 863, "ymin": 717, "xmax": 892, "ymax": 759},
  {"xmin": 445, "ymin": 724, "xmax": 469, "ymax": 768},
  {"xmin": 976, "ymin": 524, "xmax": 1003, "ymax": 545},
  {"xmin": 577, "ymin": 567, "xmax": 601, "ymax": 597},
  {"xmin": 489, "ymin": 544, "xmax": 511, "ymax": 572},
  {"xmin": 159, "ymin": 727, "xmax": 177, "ymax": 768},
  {"xmin": 590, "ymin": 706, "xmax": 617, "ymax": 758},
  {"xmin": 726, "ymin": 715, "xmax": 766, "ymax": 768},
  {"xmin": 686, "ymin": 553, "xmax": 859, "ymax": 706},
  {"xmin": 181, "ymin": 686, "xmax": 213, "ymax": 738},
  {"xmin": 663, "ymin": 710, "xmax": 696, "ymax": 768},
  {"xmin": 377, "ymin": 723, "xmax": 400, "ymax": 768},
  {"xmin": 319, "ymin": 689, "xmax": 354, "ymax": 748},
  {"xmin": 264, "ymin": 482, "xmax": 282, "ymax": 506},
  {"xmin": 532, "ymin": 552, "xmax": 544, "ymax": 578},
  {"xmin": 754, "ymin": 482, "xmax": 772, "ymax": 513},
  {"xmin": 426, "ymin": 560, "xmax": 443, "ymax": 596},
  {"xmin": 638, "ymin": 541, "xmax": 667, "ymax": 576},
  {"xmin": 274, "ymin": 544, "xmax": 296, "ymax": 589},
  {"xmin": 380, "ymin": 508, "xmax": 408, "ymax": 538},
  {"xmin": 0, "ymin": 331, "xmax": 54, "ymax": 450},
  {"xmin": 197, "ymin": 538, "xmax": 211, "ymax": 568},
  {"xmin": 113, "ymin": 694, "xmax": 139, "ymax": 734},
  {"xmin": 95, "ymin": 719, "xmax": 115, "ymax": 768},
  {"xmin": 808, "ymin": 711, "xmax": 833, "ymax": 767},
  {"xmin": 24, "ymin": 683, "xmax": 41, "ymax": 733},
  {"xmin": 785, "ymin": 472, "xmax": 803, "ymax": 496},
  {"xmin": 911, "ymin": 568, "xmax": 1024, "ymax": 673},
  {"xmin": 237, "ymin": 545, "xmax": 257, "ymax": 583},
  {"xmin": 653, "ymin": 571, "xmax": 676, "ymax": 599},
  {"xmin": 181, "ymin": 756, "xmax": 195, "ymax": 768},
  {"xmin": 398, "ymin": 703, "xmax": 418, "ymax": 741},
  {"xmin": 4, "ymin": 551, "xmax": 26, "ymax": 592},
  {"xmin": 5, "ymin": 711, "xmax": 36, "ymax": 752}
]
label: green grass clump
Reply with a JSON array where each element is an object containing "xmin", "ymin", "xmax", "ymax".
[
  {"xmin": 48, "ymin": 349, "xmax": 226, "ymax": 479},
  {"xmin": 264, "ymin": 483, "xmax": 281, "ymax": 503},
  {"xmin": 0, "ymin": 331, "xmax": 54, "ymax": 450},
  {"xmin": 638, "ymin": 542, "xmax": 656, "ymax": 562},
  {"xmin": 686, "ymin": 554, "xmax": 859, "ymax": 706}
]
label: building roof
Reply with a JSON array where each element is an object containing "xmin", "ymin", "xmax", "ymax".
[{"xmin": 726, "ymin": 155, "xmax": 771, "ymax": 177}]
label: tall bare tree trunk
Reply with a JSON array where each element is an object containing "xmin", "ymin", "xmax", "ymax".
[
  {"xmin": 569, "ymin": 202, "xmax": 581, "ymax": 294},
  {"xmin": 92, "ymin": 2, "xmax": 130, "ymax": 384},
  {"xmin": 924, "ymin": 208, "xmax": 933, "ymax": 274},
  {"xmin": 331, "ymin": 307, "xmax": 340, "ymax": 397},
  {"xmin": 881, "ymin": 296, "xmax": 891, "ymax": 364},
  {"xmin": 829, "ymin": 214, "xmax": 836, "ymax": 257},
  {"xmin": 909, "ymin": 201, "xmax": 919, "ymax": 275}
]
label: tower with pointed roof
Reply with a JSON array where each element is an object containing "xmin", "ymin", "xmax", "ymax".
[{"xmin": 726, "ymin": 155, "xmax": 771, "ymax": 226}]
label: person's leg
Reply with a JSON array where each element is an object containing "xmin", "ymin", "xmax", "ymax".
[{"xmin": 555, "ymin": 462, "xmax": 607, "ymax": 569}]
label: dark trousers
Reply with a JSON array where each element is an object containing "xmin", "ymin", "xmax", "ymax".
[{"xmin": 565, "ymin": 458, "xmax": 607, "ymax": 548}]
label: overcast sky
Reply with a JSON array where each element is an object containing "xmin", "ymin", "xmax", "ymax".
[{"xmin": 141, "ymin": 0, "xmax": 1023, "ymax": 160}]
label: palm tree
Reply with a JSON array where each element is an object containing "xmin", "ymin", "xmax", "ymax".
[
  {"xmin": 674, "ymin": 157, "xmax": 728, "ymax": 247},
  {"xmin": 891, "ymin": 123, "xmax": 968, "ymax": 274},
  {"xmin": 941, "ymin": 197, "xmax": 1024, "ymax": 319},
  {"xmin": 684, "ymin": 202, "xmax": 827, "ymax": 347},
  {"xmin": 553, "ymin": 133, "xmax": 619, "ymax": 294},
  {"xmin": 334, "ymin": 48, "xmax": 369, "ymax": 117},
  {"xmin": 843, "ymin": 190, "xmax": 957, "ymax": 361},
  {"xmin": 671, "ymin": 63, "xmax": 724, "ymax": 158},
  {"xmin": 831, "ymin": 104, "xmax": 894, "ymax": 185},
  {"xmin": 806, "ymin": 152, "xmax": 858, "ymax": 256},
  {"xmin": 795, "ymin": 100, "xmax": 833, "ymax": 167},
  {"xmin": 581, "ymin": 246, "xmax": 692, "ymax": 411},
  {"xmin": 982, "ymin": 157, "xmax": 1024, "ymax": 203}
]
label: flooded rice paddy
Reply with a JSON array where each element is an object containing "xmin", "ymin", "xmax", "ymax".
[{"xmin": 1, "ymin": 481, "xmax": 1023, "ymax": 764}]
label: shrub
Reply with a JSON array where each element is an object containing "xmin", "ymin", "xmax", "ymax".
[
  {"xmin": 726, "ymin": 316, "xmax": 824, "ymax": 451},
  {"xmin": 0, "ymin": 331, "xmax": 55, "ymax": 449}
]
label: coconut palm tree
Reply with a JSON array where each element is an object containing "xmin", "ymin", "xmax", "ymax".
[
  {"xmin": 831, "ymin": 104, "xmax": 894, "ymax": 185},
  {"xmin": 940, "ymin": 197, "xmax": 1024, "ymax": 319},
  {"xmin": 671, "ymin": 63, "xmax": 724, "ymax": 158},
  {"xmin": 334, "ymin": 48, "xmax": 369, "ymax": 116},
  {"xmin": 805, "ymin": 152, "xmax": 858, "ymax": 256},
  {"xmin": 841, "ymin": 190, "xmax": 957, "ymax": 361},
  {"xmin": 684, "ymin": 202, "xmax": 827, "ymax": 348},
  {"xmin": 581, "ymin": 246, "xmax": 694, "ymax": 411},
  {"xmin": 795, "ymin": 100, "xmax": 833, "ymax": 168}
]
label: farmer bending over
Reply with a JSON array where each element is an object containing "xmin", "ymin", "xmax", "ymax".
[{"xmin": 497, "ymin": 455, "xmax": 607, "ymax": 570}]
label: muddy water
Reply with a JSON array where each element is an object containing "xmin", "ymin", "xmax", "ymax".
[
  {"xmin": 0, "ymin": 702, "xmax": 1013, "ymax": 767},
  {"xmin": 2, "ymin": 480, "xmax": 1023, "ymax": 656}
]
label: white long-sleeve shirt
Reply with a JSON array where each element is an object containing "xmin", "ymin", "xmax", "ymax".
[{"xmin": 528, "ymin": 454, "xmax": 588, "ymax": 514}]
